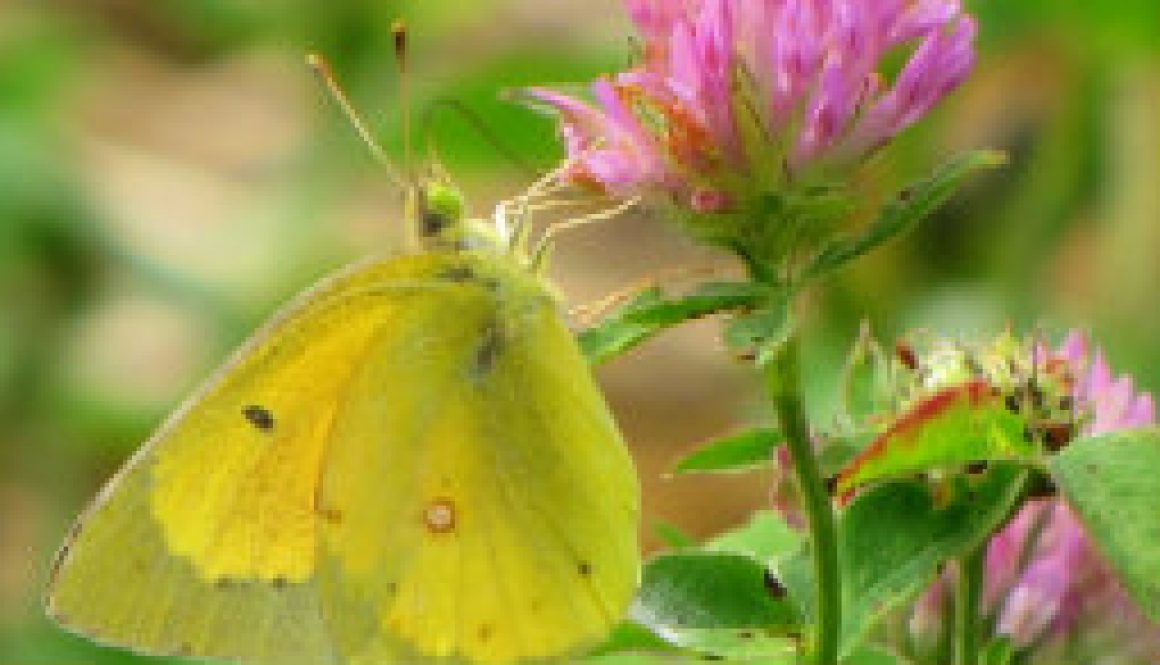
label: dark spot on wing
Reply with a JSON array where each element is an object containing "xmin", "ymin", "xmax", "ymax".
[
  {"xmin": 478, "ymin": 624, "xmax": 494, "ymax": 642},
  {"xmin": 471, "ymin": 321, "xmax": 504, "ymax": 378},
  {"xmin": 386, "ymin": 582, "xmax": 398, "ymax": 595},
  {"xmin": 271, "ymin": 577, "xmax": 289, "ymax": 590},
  {"xmin": 424, "ymin": 498, "xmax": 457, "ymax": 534},
  {"xmin": 242, "ymin": 405, "xmax": 275, "ymax": 432},
  {"xmin": 318, "ymin": 507, "xmax": 344, "ymax": 524},
  {"xmin": 578, "ymin": 561, "xmax": 593, "ymax": 577},
  {"xmin": 437, "ymin": 265, "xmax": 476, "ymax": 282},
  {"xmin": 214, "ymin": 577, "xmax": 239, "ymax": 590},
  {"xmin": 438, "ymin": 265, "xmax": 501, "ymax": 294}
]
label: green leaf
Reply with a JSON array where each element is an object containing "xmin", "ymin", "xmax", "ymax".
[
  {"xmin": 631, "ymin": 550, "xmax": 803, "ymax": 661},
  {"xmin": 982, "ymin": 637, "xmax": 1017, "ymax": 665},
  {"xmin": 585, "ymin": 625, "xmax": 796, "ymax": 665},
  {"xmin": 776, "ymin": 465, "xmax": 1029, "ymax": 658},
  {"xmin": 833, "ymin": 382, "xmax": 1036, "ymax": 498},
  {"xmin": 842, "ymin": 647, "xmax": 903, "ymax": 664},
  {"xmin": 1047, "ymin": 427, "xmax": 1160, "ymax": 621},
  {"xmin": 582, "ymin": 655, "xmax": 677, "ymax": 664},
  {"xmin": 650, "ymin": 629, "xmax": 798, "ymax": 663},
  {"xmin": 674, "ymin": 428, "xmax": 783, "ymax": 475},
  {"xmin": 626, "ymin": 281, "xmax": 771, "ymax": 326},
  {"xmin": 579, "ymin": 282, "xmax": 771, "ymax": 365},
  {"xmin": 815, "ymin": 434, "xmax": 872, "ymax": 479},
  {"xmin": 578, "ymin": 286, "xmax": 665, "ymax": 365},
  {"xmin": 804, "ymin": 150, "xmax": 1007, "ymax": 279},
  {"xmin": 580, "ymin": 649, "xmax": 696, "ymax": 659},
  {"xmin": 588, "ymin": 621, "xmax": 676, "ymax": 656},
  {"xmin": 706, "ymin": 510, "xmax": 804, "ymax": 562},
  {"xmin": 634, "ymin": 552, "xmax": 801, "ymax": 631},
  {"xmin": 652, "ymin": 521, "xmax": 696, "ymax": 549}
]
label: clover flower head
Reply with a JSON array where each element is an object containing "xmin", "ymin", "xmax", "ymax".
[
  {"xmin": 907, "ymin": 331, "xmax": 1159, "ymax": 663},
  {"xmin": 529, "ymin": 0, "xmax": 976, "ymax": 216}
]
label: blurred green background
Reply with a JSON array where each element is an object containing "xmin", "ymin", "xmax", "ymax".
[{"xmin": 1, "ymin": 1, "xmax": 1157, "ymax": 662}]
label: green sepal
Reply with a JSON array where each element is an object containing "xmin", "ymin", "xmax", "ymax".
[{"xmin": 803, "ymin": 150, "xmax": 1007, "ymax": 280}]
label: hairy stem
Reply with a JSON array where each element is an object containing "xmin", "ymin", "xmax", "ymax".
[{"xmin": 760, "ymin": 336, "xmax": 840, "ymax": 665}]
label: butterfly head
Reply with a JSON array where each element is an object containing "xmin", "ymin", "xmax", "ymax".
[{"xmin": 410, "ymin": 177, "xmax": 513, "ymax": 256}]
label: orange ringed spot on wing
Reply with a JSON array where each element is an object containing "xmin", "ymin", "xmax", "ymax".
[{"xmin": 424, "ymin": 498, "xmax": 457, "ymax": 534}]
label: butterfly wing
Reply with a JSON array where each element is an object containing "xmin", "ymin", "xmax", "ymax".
[
  {"xmin": 317, "ymin": 255, "xmax": 640, "ymax": 665},
  {"xmin": 45, "ymin": 255, "xmax": 456, "ymax": 663}
]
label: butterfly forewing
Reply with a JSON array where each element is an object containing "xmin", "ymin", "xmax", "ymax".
[{"xmin": 45, "ymin": 255, "xmax": 462, "ymax": 663}]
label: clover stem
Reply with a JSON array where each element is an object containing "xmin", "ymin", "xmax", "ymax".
[
  {"xmin": 760, "ymin": 335, "xmax": 840, "ymax": 665},
  {"xmin": 954, "ymin": 545, "xmax": 985, "ymax": 665}
]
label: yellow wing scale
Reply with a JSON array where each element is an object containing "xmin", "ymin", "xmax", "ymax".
[{"xmin": 47, "ymin": 251, "xmax": 640, "ymax": 664}]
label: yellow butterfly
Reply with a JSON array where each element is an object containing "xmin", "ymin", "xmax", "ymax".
[{"xmin": 45, "ymin": 50, "xmax": 640, "ymax": 665}]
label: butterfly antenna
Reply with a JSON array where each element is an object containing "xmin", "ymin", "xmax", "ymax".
[
  {"xmin": 392, "ymin": 20, "xmax": 412, "ymax": 178},
  {"xmin": 307, "ymin": 52, "xmax": 406, "ymax": 188}
]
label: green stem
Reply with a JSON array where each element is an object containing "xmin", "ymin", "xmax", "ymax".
[
  {"xmin": 760, "ymin": 335, "xmax": 840, "ymax": 665},
  {"xmin": 954, "ymin": 546, "xmax": 984, "ymax": 665}
]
